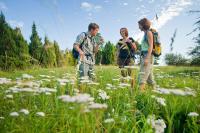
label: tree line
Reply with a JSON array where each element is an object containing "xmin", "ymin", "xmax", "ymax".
[
  {"xmin": 0, "ymin": 12, "xmax": 119, "ymax": 71},
  {"xmin": 0, "ymin": 11, "xmax": 200, "ymax": 71}
]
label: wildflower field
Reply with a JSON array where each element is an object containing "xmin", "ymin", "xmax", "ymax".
[{"xmin": 0, "ymin": 66, "xmax": 200, "ymax": 133}]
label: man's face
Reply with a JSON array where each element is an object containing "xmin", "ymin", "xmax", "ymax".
[{"xmin": 90, "ymin": 28, "xmax": 99, "ymax": 36}]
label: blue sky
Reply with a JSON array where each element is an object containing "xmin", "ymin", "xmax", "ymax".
[{"xmin": 0, "ymin": 0, "xmax": 200, "ymax": 63}]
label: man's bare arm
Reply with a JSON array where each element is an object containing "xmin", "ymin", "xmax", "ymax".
[{"xmin": 74, "ymin": 43, "xmax": 84, "ymax": 60}]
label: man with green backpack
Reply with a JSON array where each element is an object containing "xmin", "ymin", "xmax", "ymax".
[{"xmin": 73, "ymin": 23, "xmax": 104, "ymax": 81}]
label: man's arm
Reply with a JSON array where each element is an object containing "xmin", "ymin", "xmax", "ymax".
[
  {"xmin": 94, "ymin": 35, "xmax": 104, "ymax": 54},
  {"xmin": 94, "ymin": 45, "xmax": 99, "ymax": 54},
  {"xmin": 73, "ymin": 33, "xmax": 86, "ymax": 60}
]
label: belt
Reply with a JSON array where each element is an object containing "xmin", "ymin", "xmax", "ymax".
[{"xmin": 85, "ymin": 53, "xmax": 93, "ymax": 62}]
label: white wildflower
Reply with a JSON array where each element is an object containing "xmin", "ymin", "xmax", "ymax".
[
  {"xmin": 58, "ymin": 95, "xmax": 76, "ymax": 102},
  {"xmin": 119, "ymin": 83, "xmax": 131, "ymax": 88},
  {"xmin": 0, "ymin": 78, "xmax": 11, "ymax": 84},
  {"xmin": 57, "ymin": 78, "xmax": 70, "ymax": 86},
  {"xmin": 45, "ymin": 92, "xmax": 52, "ymax": 95},
  {"xmin": 22, "ymin": 74, "xmax": 34, "ymax": 79},
  {"xmin": 19, "ymin": 109, "xmax": 29, "ymax": 115},
  {"xmin": 88, "ymin": 103, "xmax": 108, "ymax": 109},
  {"xmin": 16, "ymin": 81, "xmax": 40, "ymax": 88},
  {"xmin": 147, "ymin": 115, "xmax": 166, "ymax": 133},
  {"xmin": 112, "ymin": 78, "xmax": 120, "ymax": 81},
  {"xmin": 58, "ymin": 93, "xmax": 94, "ymax": 103},
  {"xmin": 188, "ymin": 112, "xmax": 199, "ymax": 117},
  {"xmin": 98, "ymin": 90, "xmax": 110, "ymax": 100},
  {"xmin": 151, "ymin": 95, "xmax": 166, "ymax": 106},
  {"xmin": 5, "ymin": 94, "xmax": 13, "ymax": 99},
  {"xmin": 10, "ymin": 112, "xmax": 19, "ymax": 117},
  {"xmin": 39, "ymin": 87, "xmax": 57, "ymax": 93},
  {"xmin": 36, "ymin": 112, "xmax": 45, "ymax": 117},
  {"xmin": 39, "ymin": 75, "xmax": 51, "ymax": 78},
  {"xmin": 153, "ymin": 88, "xmax": 196, "ymax": 96},
  {"xmin": 104, "ymin": 118, "xmax": 115, "ymax": 123},
  {"xmin": 76, "ymin": 94, "xmax": 94, "ymax": 103}
]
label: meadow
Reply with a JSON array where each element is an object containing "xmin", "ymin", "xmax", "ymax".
[{"xmin": 0, "ymin": 65, "xmax": 200, "ymax": 133}]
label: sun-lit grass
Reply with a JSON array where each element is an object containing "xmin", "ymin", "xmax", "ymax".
[{"xmin": 0, "ymin": 65, "xmax": 200, "ymax": 132}]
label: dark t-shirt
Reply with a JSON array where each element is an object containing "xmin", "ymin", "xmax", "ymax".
[{"xmin": 117, "ymin": 37, "xmax": 135, "ymax": 59}]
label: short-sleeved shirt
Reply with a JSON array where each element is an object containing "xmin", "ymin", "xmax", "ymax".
[{"xmin": 74, "ymin": 32, "xmax": 97, "ymax": 65}]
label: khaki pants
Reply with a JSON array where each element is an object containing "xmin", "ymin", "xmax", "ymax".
[{"xmin": 138, "ymin": 55, "xmax": 155, "ymax": 85}]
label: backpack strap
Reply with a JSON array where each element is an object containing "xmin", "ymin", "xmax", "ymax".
[{"xmin": 80, "ymin": 32, "xmax": 87, "ymax": 49}]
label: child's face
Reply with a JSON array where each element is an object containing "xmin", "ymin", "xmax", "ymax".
[
  {"xmin": 139, "ymin": 24, "xmax": 143, "ymax": 31},
  {"xmin": 120, "ymin": 29, "xmax": 126, "ymax": 38}
]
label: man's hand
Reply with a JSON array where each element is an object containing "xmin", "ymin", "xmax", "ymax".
[
  {"xmin": 74, "ymin": 44, "xmax": 84, "ymax": 61},
  {"xmin": 78, "ymin": 50, "xmax": 84, "ymax": 61}
]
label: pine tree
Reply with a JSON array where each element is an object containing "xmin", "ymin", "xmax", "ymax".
[
  {"xmin": 13, "ymin": 28, "xmax": 29, "ymax": 57},
  {"xmin": 65, "ymin": 49, "xmax": 76, "ymax": 66},
  {"xmin": 102, "ymin": 41, "xmax": 116, "ymax": 64},
  {"xmin": 0, "ymin": 12, "xmax": 16, "ymax": 57},
  {"xmin": 40, "ymin": 36, "xmax": 57, "ymax": 67},
  {"xmin": 12, "ymin": 27, "xmax": 30, "ymax": 68},
  {"xmin": 0, "ymin": 12, "xmax": 17, "ymax": 70},
  {"xmin": 29, "ymin": 22, "xmax": 43, "ymax": 62},
  {"xmin": 53, "ymin": 40, "xmax": 63, "ymax": 67}
]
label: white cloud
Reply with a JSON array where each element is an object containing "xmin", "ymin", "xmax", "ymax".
[
  {"xmin": 152, "ymin": 0, "xmax": 192, "ymax": 30},
  {"xmin": 134, "ymin": 0, "xmax": 193, "ymax": 40},
  {"xmin": 8, "ymin": 20, "xmax": 24, "ymax": 28},
  {"xmin": 123, "ymin": 3, "xmax": 128, "ymax": 6},
  {"xmin": 81, "ymin": 2, "xmax": 93, "ymax": 11},
  {"xmin": 0, "ymin": 2, "xmax": 7, "ymax": 11},
  {"xmin": 81, "ymin": 2, "xmax": 102, "ymax": 12}
]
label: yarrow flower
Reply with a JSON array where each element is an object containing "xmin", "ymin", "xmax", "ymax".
[
  {"xmin": 5, "ymin": 94, "xmax": 13, "ymax": 99},
  {"xmin": 57, "ymin": 78, "xmax": 70, "ymax": 86},
  {"xmin": 36, "ymin": 112, "xmax": 45, "ymax": 117},
  {"xmin": 104, "ymin": 118, "xmax": 115, "ymax": 123},
  {"xmin": 22, "ymin": 74, "xmax": 34, "ymax": 79},
  {"xmin": 98, "ymin": 90, "xmax": 110, "ymax": 100},
  {"xmin": 153, "ymin": 88, "xmax": 196, "ymax": 96},
  {"xmin": 88, "ymin": 103, "xmax": 108, "ymax": 109},
  {"xmin": 0, "ymin": 78, "xmax": 11, "ymax": 84},
  {"xmin": 58, "ymin": 93, "xmax": 94, "ymax": 103},
  {"xmin": 151, "ymin": 95, "xmax": 166, "ymax": 106},
  {"xmin": 188, "ymin": 112, "xmax": 199, "ymax": 117},
  {"xmin": 19, "ymin": 109, "xmax": 29, "ymax": 115},
  {"xmin": 10, "ymin": 112, "xmax": 19, "ymax": 117},
  {"xmin": 147, "ymin": 115, "xmax": 166, "ymax": 133}
]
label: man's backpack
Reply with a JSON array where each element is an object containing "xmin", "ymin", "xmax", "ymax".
[
  {"xmin": 150, "ymin": 29, "xmax": 162, "ymax": 57},
  {"xmin": 72, "ymin": 32, "xmax": 87, "ymax": 59}
]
